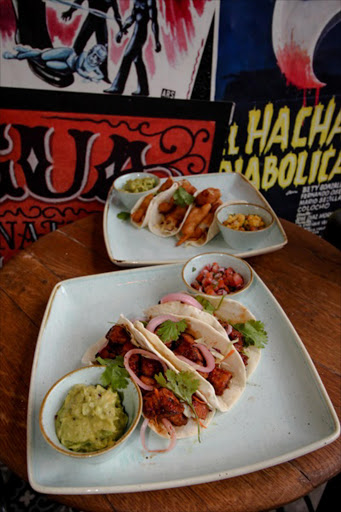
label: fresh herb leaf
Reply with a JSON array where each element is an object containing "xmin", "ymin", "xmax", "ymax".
[
  {"xmin": 232, "ymin": 320, "xmax": 268, "ymax": 349},
  {"xmin": 156, "ymin": 319, "xmax": 187, "ymax": 343},
  {"xmin": 154, "ymin": 370, "xmax": 202, "ymax": 441},
  {"xmin": 117, "ymin": 211, "xmax": 130, "ymax": 220},
  {"xmin": 96, "ymin": 355, "xmax": 130, "ymax": 389},
  {"xmin": 194, "ymin": 295, "xmax": 215, "ymax": 314},
  {"xmin": 192, "ymin": 267, "xmax": 196, "ymax": 272},
  {"xmin": 173, "ymin": 187, "xmax": 194, "ymax": 207}
]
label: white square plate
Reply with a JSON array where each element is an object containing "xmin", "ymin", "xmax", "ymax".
[
  {"xmin": 27, "ymin": 264, "xmax": 339, "ymax": 494},
  {"xmin": 103, "ymin": 173, "xmax": 288, "ymax": 266}
]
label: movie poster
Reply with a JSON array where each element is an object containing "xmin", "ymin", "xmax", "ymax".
[
  {"xmin": 0, "ymin": 90, "xmax": 233, "ymax": 266},
  {"xmin": 0, "ymin": 0, "xmax": 218, "ymax": 100},
  {"xmin": 216, "ymin": 0, "xmax": 341, "ymax": 236}
]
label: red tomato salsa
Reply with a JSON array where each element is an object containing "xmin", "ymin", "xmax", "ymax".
[{"xmin": 191, "ymin": 262, "xmax": 244, "ymax": 295}]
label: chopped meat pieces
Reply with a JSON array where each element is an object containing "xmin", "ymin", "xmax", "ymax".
[{"xmin": 207, "ymin": 367, "xmax": 232, "ymax": 396}]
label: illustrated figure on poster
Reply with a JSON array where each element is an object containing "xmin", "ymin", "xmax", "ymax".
[
  {"xmin": 105, "ymin": 0, "xmax": 162, "ymax": 96},
  {"xmin": 3, "ymin": 44, "xmax": 108, "ymax": 82},
  {"xmin": 61, "ymin": 0, "xmax": 123, "ymax": 83}
]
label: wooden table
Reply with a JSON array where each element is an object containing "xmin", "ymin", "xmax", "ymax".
[{"xmin": 0, "ymin": 214, "xmax": 340, "ymax": 512}]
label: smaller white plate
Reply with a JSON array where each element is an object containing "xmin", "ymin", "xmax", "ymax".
[{"xmin": 103, "ymin": 173, "xmax": 288, "ymax": 266}]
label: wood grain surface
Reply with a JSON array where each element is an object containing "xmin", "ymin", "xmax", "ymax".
[{"xmin": 0, "ymin": 214, "xmax": 340, "ymax": 512}]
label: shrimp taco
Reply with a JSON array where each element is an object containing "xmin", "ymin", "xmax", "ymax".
[
  {"xmin": 144, "ymin": 292, "xmax": 268, "ymax": 378},
  {"xmin": 147, "ymin": 179, "xmax": 198, "ymax": 237},
  {"xmin": 135, "ymin": 313, "xmax": 247, "ymax": 412},
  {"xmin": 130, "ymin": 177, "xmax": 177, "ymax": 229},
  {"xmin": 82, "ymin": 315, "xmax": 215, "ymax": 452},
  {"xmin": 176, "ymin": 188, "xmax": 223, "ymax": 246}
]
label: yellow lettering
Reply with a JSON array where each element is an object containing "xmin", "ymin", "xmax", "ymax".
[
  {"xmin": 308, "ymin": 98, "xmax": 335, "ymax": 147},
  {"xmin": 234, "ymin": 156, "xmax": 244, "ymax": 174},
  {"xmin": 261, "ymin": 155, "xmax": 278, "ymax": 190},
  {"xmin": 326, "ymin": 108, "xmax": 341, "ymax": 146},
  {"xmin": 291, "ymin": 107, "xmax": 312, "ymax": 148},
  {"xmin": 264, "ymin": 107, "xmax": 290, "ymax": 153},
  {"xmin": 308, "ymin": 150, "xmax": 322, "ymax": 184},
  {"xmin": 219, "ymin": 160, "xmax": 233, "ymax": 173},
  {"xmin": 244, "ymin": 156, "xmax": 260, "ymax": 189},
  {"xmin": 318, "ymin": 146, "xmax": 336, "ymax": 183},
  {"xmin": 293, "ymin": 151, "xmax": 308, "ymax": 186},
  {"xmin": 227, "ymin": 123, "xmax": 240, "ymax": 155},
  {"xmin": 328, "ymin": 150, "xmax": 341, "ymax": 181},
  {"xmin": 245, "ymin": 103, "xmax": 273, "ymax": 155},
  {"xmin": 278, "ymin": 153, "xmax": 297, "ymax": 188}
]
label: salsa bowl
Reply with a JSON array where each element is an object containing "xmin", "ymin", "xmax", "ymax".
[
  {"xmin": 182, "ymin": 252, "xmax": 253, "ymax": 300},
  {"xmin": 39, "ymin": 365, "xmax": 142, "ymax": 463},
  {"xmin": 216, "ymin": 203, "xmax": 275, "ymax": 250}
]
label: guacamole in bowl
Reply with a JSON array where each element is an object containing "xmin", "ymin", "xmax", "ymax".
[{"xmin": 40, "ymin": 366, "xmax": 142, "ymax": 462}]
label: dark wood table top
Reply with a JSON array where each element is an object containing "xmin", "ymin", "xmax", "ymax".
[{"xmin": 0, "ymin": 213, "xmax": 340, "ymax": 512}]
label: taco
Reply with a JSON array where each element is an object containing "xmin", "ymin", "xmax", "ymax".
[
  {"xmin": 135, "ymin": 313, "xmax": 246, "ymax": 412},
  {"xmin": 130, "ymin": 177, "xmax": 176, "ymax": 229},
  {"xmin": 176, "ymin": 188, "xmax": 222, "ymax": 246},
  {"xmin": 147, "ymin": 179, "xmax": 198, "ymax": 237},
  {"xmin": 144, "ymin": 292, "xmax": 268, "ymax": 378},
  {"xmin": 82, "ymin": 314, "xmax": 215, "ymax": 451}
]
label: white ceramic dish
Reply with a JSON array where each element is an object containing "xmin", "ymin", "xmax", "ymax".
[
  {"xmin": 216, "ymin": 202, "xmax": 275, "ymax": 250},
  {"xmin": 113, "ymin": 172, "xmax": 160, "ymax": 210},
  {"xmin": 182, "ymin": 252, "xmax": 253, "ymax": 299},
  {"xmin": 27, "ymin": 264, "xmax": 339, "ymax": 495},
  {"xmin": 40, "ymin": 366, "xmax": 142, "ymax": 462},
  {"xmin": 103, "ymin": 172, "xmax": 288, "ymax": 267}
]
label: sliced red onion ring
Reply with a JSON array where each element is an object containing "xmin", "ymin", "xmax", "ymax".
[
  {"xmin": 124, "ymin": 348, "xmax": 168, "ymax": 391},
  {"xmin": 146, "ymin": 314, "xmax": 180, "ymax": 334},
  {"xmin": 140, "ymin": 417, "xmax": 177, "ymax": 453},
  {"xmin": 160, "ymin": 293, "xmax": 203, "ymax": 310},
  {"xmin": 225, "ymin": 324, "xmax": 232, "ymax": 336},
  {"xmin": 177, "ymin": 343, "xmax": 216, "ymax": 373}
]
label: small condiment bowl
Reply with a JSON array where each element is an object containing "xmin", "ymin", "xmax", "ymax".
[
  {"xmin": 113, "ymin": 172, "xmax": 160, "ymax": 210},
  {"xmin": 39, "ymin": 365, "xmax": 142, "ymax": 463},
  {"xmin": 182, "ymin": 252, "xmax": 253, "ymax": 300},
  {"xmin": 216, "ymin": 202, "xmax": 275, "ymax": 250}
]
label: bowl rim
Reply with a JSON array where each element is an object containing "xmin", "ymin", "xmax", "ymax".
[
  {"xmin": 39, "ymin": 364, "xmax": 143, "ymax": 459},
  {"xmin": 216, "ymin": 202, "xmax": 275, "ymax": 233},
  {"xmin": 181, "ymin": 251, "xmax": 254, "ymax": 299},
  {"xmin": 113, "ymin": 172, "xmax": 160, "ymax": 195}
]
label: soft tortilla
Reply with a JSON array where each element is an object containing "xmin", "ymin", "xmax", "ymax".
[{"xmin": 135, "ymin": 315, "xmax": 246, "ymax": 412}]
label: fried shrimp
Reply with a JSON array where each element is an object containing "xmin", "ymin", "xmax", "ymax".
[
  {"xmin": 176, "ymin": 203, "xmax": 211, "ymax": 245},
  {"xmin": 195, "ymin": 188, "xmax": 221, "ymax": 206},
  {"xmin": 131, "ymin": 193, "xmax": 154, "ymax": 224}
]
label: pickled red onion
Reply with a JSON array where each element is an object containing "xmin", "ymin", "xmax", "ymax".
[
  {"xmin": 146, "ymin": 315, "xmax": 180, "ymax": 334},
  {"xmin": 140, "ymin": 417, "xmax": 177, "ymax": 453},
  {"xmin": 160, "ymin": 293, "xmax": 203, "ymax": 310},
  {"xmin": 124, "ymin": 348, "xmax": 167, "ymax": 391},
  {"xmin": 177, "ymin": 343, "xmax": 215, "ymax": 373},
  {"xmin": 225, "ymin": 324, "xmax": 232, "ymax": 336}
]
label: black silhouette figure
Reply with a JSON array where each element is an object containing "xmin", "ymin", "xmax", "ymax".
[
  {"xmin": 62, "ymin": 0, "xmax": 123, "ymax": 83},
  {"xmin": 105, "ymin": 0, "xmax": 161, "ymax": 96}
]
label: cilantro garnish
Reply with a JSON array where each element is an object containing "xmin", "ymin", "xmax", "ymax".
[
  {"xmin": 154, "ymin": 370, "xmax": 202, "ymax": 441},
  {"xmin": 96, "ymin": 355, "xmax": 130, "ymax": 389},
  {"xmin": 156, "ymin": 319, "xmax": 187, "ymax": 343},
  {"xmin": 117, "ymin": 211, "xmax": 130, "ymax": 220},
  {"xmin": 232, "ymin": 320, "xmax": 268, "ymax": 349},
  {"xmin": 194, "ymin": 295, "xmax": 215, "ymax": 314},
  {"xmin": 173, "ymin": 187, "xmax": 194, "ymax": 207}
]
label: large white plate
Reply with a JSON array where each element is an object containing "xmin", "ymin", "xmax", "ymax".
[
  {"xmin": 27, "ymin": 264, "xmax": 339, "ymax": 494},
  {"xmin": 103, "ymin": 173, "xmax": 288, "ymax": 266}
]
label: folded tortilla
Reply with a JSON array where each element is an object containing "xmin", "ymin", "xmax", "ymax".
[
  {"xmin": 144, "ymin": 295, "xmax": 261, "ymax": 378},
  {"xmin": 81, "ymin": 314, "xmax": 215, "ymax": 440},
  {"xmin": 135, "ymin": 315, "xmax": 246, "ymax": 412}
]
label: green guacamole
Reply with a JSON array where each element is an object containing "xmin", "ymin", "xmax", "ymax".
[
  {"xmin": 122, "ymin": 177, "xmax": 157, "ymax": 193},
  {"xmin": 55, "ymin": 384, "xmax": 128, "ymax": 452}
]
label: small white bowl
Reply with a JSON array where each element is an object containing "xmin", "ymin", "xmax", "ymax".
[
  {"xmin": 40, "ymin": 365, "xmax": 142, "ymax": 463},
  {"xmin": 182, "ymin": 252, "xmax": 253, "ymax": 299},
  {"xmin": 113, "ymin": 172, "xmax": 160, "ymax": 210},
  {"xmin": 216, "ymin": 203, "xmax": 275, "ymax": 250}
]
